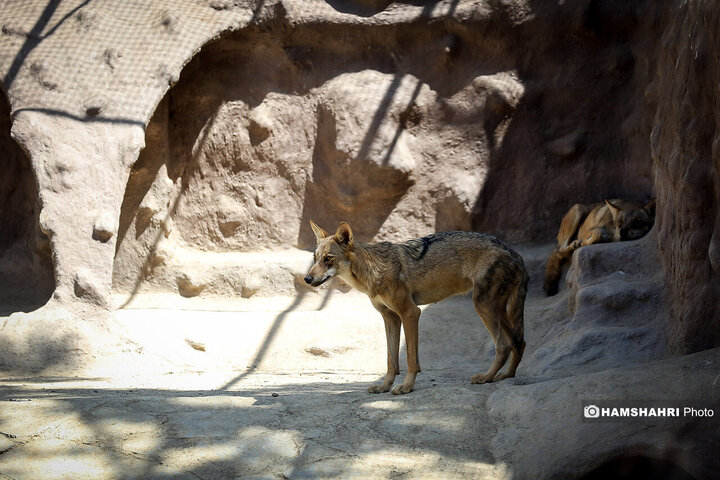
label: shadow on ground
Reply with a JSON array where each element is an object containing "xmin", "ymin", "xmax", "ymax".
[{"xmin": 0, "ymin": 376, "xmax": 507, "ymax": 479}]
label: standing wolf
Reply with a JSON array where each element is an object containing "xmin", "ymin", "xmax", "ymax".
[{"xmin": 304, "ymin": 221, "xmax": 528, "ymax": 395}]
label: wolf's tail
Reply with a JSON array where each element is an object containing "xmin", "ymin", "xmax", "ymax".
[{"xmin": 543, "ymin": 248, "xmax": 564, "ymax": 296}]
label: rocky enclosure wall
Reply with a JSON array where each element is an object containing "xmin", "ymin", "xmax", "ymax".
[
  {"xmin": 0, "ymin": 1, "xmax": 718, "ymax": 352},
  {"xmin": 112, "ymin": 0, "xmax": 657, "ymax": 296},
  {"xmin": 650, "ymin": 0, "xmax": 720, "ymax": 353}
]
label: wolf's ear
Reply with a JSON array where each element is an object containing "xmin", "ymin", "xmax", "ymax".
[
  {"xmin": 334, "ymin": 221, "xmax": 354, "ymax": 248},
  {"xmin": 644, "ymin": 198, "xmax": 656, "ymax": 217},
  {"xmin": 605, "ymin": 200, "xmax": 621, "ymax": 222},
  {"xmin": 310, "ymin": 220, "xmax": 330, "ymax": 242}
]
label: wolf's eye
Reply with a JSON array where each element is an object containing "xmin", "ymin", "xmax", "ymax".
[{"xmin": 324, "ymin": 255, "xmax": 334, "ymax": 263}]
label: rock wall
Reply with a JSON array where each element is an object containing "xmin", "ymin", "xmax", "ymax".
[
  {"xmin": 0, "ymin": 89, "xmax": 53, "ymax": 308},
  {"xmin": 0, "ymin": 0, "xmax": 717, "ymax": 350},
  {"xmin": 472, "ymin": 0, "xmax": 657, "ymax": 240},
  {"xmin": 651, "ymin": 0, "xmax": 720, "ymax": 354},
  {"xmin": 111, "ymin": 0, "xmax": 659, "ymax": 296}
]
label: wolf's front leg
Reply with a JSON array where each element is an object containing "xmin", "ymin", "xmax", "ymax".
[
  {"xmin": 392, "ymin": 302, "xmax": 421, "ymax": 395},
  {"xmin": 369, "ymin": 304, "xmax": 401, "ymax": 393}
]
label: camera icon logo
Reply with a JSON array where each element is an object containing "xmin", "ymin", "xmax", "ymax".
[{"xmin": 584, "ymin": 405, "xmax": 600, "ymax": 418}]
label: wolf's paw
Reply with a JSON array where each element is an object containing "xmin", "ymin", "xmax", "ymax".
[
  {"xmin": 493, "ymin": 372, "xmax": 514, "ymax": 382},
  {"xmin": 391, "ymin": 384, "xmax": 414, "ymax": 395},
  {"xmin": 471, "ymin": 373, "xmax": 494, "ymax": 384},
  {"xmin": 368, "ymin": 384, "xmax": 392, "ymax": 394}
]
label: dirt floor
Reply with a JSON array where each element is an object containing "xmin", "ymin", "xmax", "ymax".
[
  {"xmin": 1, "ymin": 247, "xmax": 718, "ymax": 479},
  {"xmin": 0, "ymin": 244, "xmax": 720, "ymax": 480},
  {"xmin": 0, "ymin": 292, "xmax": 515, "ymax": 479}
]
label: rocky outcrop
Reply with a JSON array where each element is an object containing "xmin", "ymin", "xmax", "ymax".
[
  {"xmin": 650, "ymin": 0, "xmax": 720, "ymax": 353},
  {"xmin": 488, "ymin": 346, "xmax": 720, "ymax": 480}
]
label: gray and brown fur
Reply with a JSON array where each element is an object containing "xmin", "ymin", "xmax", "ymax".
[
  {"xmin": 543, "ymin": 198, "xmax": 656, "ymax": 296},
  {"xmin": 305, "ymin": 221, "xmax": 528, "ymax": 394}
]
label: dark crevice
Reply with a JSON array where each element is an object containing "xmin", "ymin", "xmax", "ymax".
[{"xmin": 0, "ymin": 88, "xmax": 54, "ymax": 313}]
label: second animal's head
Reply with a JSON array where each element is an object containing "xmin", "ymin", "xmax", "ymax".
[
  {"xmin": 605, "ymin": 199, "xmax": 656, "ymax": 241},
  {"xmin": 304, "ymin": 221, "xmax": 354, "ymax": 287}
]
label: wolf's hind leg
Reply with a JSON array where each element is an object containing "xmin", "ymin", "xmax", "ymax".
[
  {"xmin": 495, "ymin": 276, "xmax": 527, "ymax": 381},
  {"xmin": 369, "ymin": 303, "xmax": 401, "ymax": 394},
  {"xmin": 494, "ymin": 340, "xmax": 525, "ymax": 381},
  {"xmin": 471, "ymin": 287, "xmax": 511, "ymax": 384},
  {"xmin": 471, "ymin": 326, "xmax": 511, "ymax": 384}
]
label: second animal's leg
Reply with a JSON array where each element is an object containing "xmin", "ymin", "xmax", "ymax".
[
  {"xmin": 369, "ymin": 304, "xmax": 401, "ymax": 394},
  {"xmin": 557, "ymin": 204, "xmax": 591, "ymax": 248}
]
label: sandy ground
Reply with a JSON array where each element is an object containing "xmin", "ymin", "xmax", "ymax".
[
  {"xmin": 0, "ymin": 247, "xmax": 720, "ymax": 480},
  {"xmin": 0, "ymin": 292, "xmax": 517, "ymax": 479},
  {"xmin": 1, "ymin": 246, "xmax": 718, "ymax": 479},
  {"xmin": 0, "ymin": 290, "xmax": 720, "ymax": 480}
]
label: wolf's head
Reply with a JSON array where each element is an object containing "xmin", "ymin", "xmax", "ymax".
[
  {"xmin": 605, "ymin": 199, "xmax": 656, "ymax": 241},
  {"xmin": 304, "ymin": 221, "xmax": 354, "ymax": 287}
]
